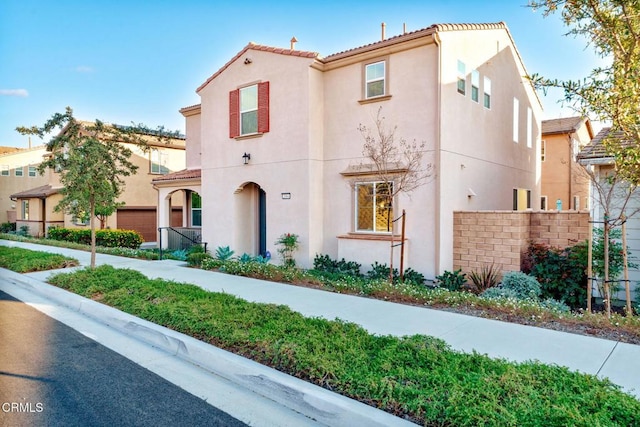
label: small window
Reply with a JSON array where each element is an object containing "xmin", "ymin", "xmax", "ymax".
[
  {"xmin": 573, "ymin": 195, "xmax": 580, "ymax": 211},
  {"xmin": 483, "ymin": 77, "xmax": 491, "ymax": 109},
  {"xmin": 150, "ymin": 148, "xmax": 169, "ymax": 174},
  {"xmin": 355, "ymin": 182, "xmax": 393, "ymax": 233},
  {"xmin": 365, "ymin": 61, "xmax": 386, "ymax": 98},
  {"xmin": 541, "ymin": 196, "xmax": 548, "ymax": 211},
  {"xmin": 471, "ymin": 70, "xmax": 479, "ymax": 102},
  {"xmin": 229, "ymin": 82, "xmax": 270, "ymax": 138},
  {"xmin": 513, "ymin": 98, "xmax": 519, "ymax": 143},
  {"xmin": 541, "ymin": 140, "xmax": 546, "ymax": 162},
  {"xmin": 28, "ymin": 166, "xmax": 37, "ymax": 177},
  {"xmin": 22, "ymin": 200, "xmax": 29, "ymax": 220},
  {"xmin": 15, "ymin": 166, "xmax": 23, "ymax": 177},
  {"xmin": 191, "ymin": 192, "xmax": 202, "ymax": 227},
  {"xmin": 457, "ymin": 60, "xmax": 466, "ymax": 95},
  {"xmin": 513, "ymin": 188, "xmax": 531, "ymax": 211},
  {"xmin": 526, "ymin": 107, "xmax": 532, "ymax": 148},
  {"xmin": 0, "ymin": 165, "xmax": 8, "ymax": 176}
]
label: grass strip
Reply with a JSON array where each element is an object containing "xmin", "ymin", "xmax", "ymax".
[
  {"xmin": 47, "ymin": 265, "xmax": 640, "ymax": 426},
  {"xmin": 0, "ymin": 246, "xmax": 78, "ymax": 273}
]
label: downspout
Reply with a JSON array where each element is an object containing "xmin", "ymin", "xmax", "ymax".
[
  {"xmin": 568, "ymin": 133, "xmax": 573, "ymax": 209},
  {"xmin": 433, "ymin": 32, "xmax": 443, "ymax": 276}
]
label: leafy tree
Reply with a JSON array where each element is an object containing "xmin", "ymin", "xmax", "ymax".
[{"xmin": 16, "ymin": 107, "xmax": 175, "ymax": 267}]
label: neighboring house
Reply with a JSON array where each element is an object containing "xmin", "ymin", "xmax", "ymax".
[
  {"xmin": 541, "ymin": 117, "xmax": 594, "ymax": 211},
  {"xmin": 0, "ymin": 145, "xmax": 49, "ymax": 224},
  {"xmin": 156, "ymin": 22, "xmax": 542, "ymax": 278},
  {"xmin": 11, "ymin": 123, "xmax": 186, "ymax": 241},
  {"xmin": 578, "ymin": 127, "xmax": 640, "ymax": 302}
]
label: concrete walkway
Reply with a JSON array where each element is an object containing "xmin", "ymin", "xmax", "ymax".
[{"xmin": 1, "ymin": 240, "xmax": 639, "ymax": 406}]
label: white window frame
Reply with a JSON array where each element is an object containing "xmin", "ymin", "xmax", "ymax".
[
  {"xmin": 28, "ymin": 165, "xmax": 37, "ymax": 177},
  {"xmin": 240, "ymin": 84, "xmax": 258, "ymax": 135},
  {"xmin": 0, "ymin": 165, "xmax": 8, "ymax": 176},
  {"xmin": 483, "ymin": 76, "xmax": 491, "ymax": 109},
  {"xmin": 354, "ymin": 181, "xmax": 394, "ymax": 233},
  {"xmin": 15, "ymin": 166, "xmax": 24, "ymax": 177},
  {"xmin": 365, "ymin": 60, "xmax": 386, "ymax": 99},
  {"xmin": 471, "ymin": 70, "xmax": 479, "ymax": 103},
  {"xmin": 457, "ymin": 60, "xmax": 466, "ymax": 96},
  {"xmin": 22, "ymin": 200, "xmax": 29, "ymax": 220},
  {"xmin": 513, "ymin": 98, "xmax": 519, "ymax": 143},
  {"xmin": 150, "ymin": 148, "xmax": 168, "ymax": 174},
  {"xmin": 526, "ymin": 107, "xmax": 532, "ymax": 148},
  {"xmin": 191, "ymin": 192, "xmax": 202, "ymax": 228}
]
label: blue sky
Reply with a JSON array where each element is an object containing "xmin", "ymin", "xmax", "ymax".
[{"xmin": 1, "ymin": 0, "xmax": 603, "ymax": 147}]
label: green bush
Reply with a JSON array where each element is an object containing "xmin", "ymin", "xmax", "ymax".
[
  {"xmin": 501, "ymin": 271, "xmax": 542, "ymax": 300},
  {"xmin": 186, "ymin": 252, "xmax": 212, "ymax": 267},
  {"xmin": 401, "ymin": 267, "xmax": 426, "ymax": 285},
  {"xmin": 47, "ymin": 227, "xmax": 142, "ymax": 248},
  {"xmin": 436, "ymin": 269, "xmax": 468, "ymax": 291},
  {"xmin": 0, "ymin": 222, "xmax": 16, "ymax": 233},
  {"xmin": 312, "ymin": 254, "xmax": 362, "ymax": 277},
  {"xmin": 481, "ymin": 287, "xmax": 520, "ymax": 300},
  {"xmin": 523, "ymin": 242, "xmax": 588, "ymax": 310},
  {"xmin": 366, "ymin": 261, "xmax": 399, "ymax": 281}
]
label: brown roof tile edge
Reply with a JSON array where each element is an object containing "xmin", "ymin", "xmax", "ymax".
[
  {"xmin": 151, "ymin": 168, "xmax": 201, "ymax": 183},
  {"xmin": 10, "ymin": 184, "xmax": 61, "ymax": 199}
]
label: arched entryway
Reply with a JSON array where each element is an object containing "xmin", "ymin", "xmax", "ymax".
[{"xmin": 235, "ymin": 182, "xmax": 267, "ymax": 256}]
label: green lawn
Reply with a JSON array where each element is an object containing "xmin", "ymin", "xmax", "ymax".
[{"xmin": 0, "ymin": 246, "xmax": 78, "ymax": 273}]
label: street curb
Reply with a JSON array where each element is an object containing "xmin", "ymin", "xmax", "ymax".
[{"xmin": 1, "ymin": 269, "xmax": 413, "ymax": 427}]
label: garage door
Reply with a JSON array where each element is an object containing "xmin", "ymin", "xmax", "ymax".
[{"xmin": 117, "ymin": 208, "xmax": 184, "ymax": 243}]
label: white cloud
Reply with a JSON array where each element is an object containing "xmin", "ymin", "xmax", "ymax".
[
  {"xmin": 75, "ymin": 65, "xmax": 94, "ymax": 73},
  {"xmin": 0, "ymin": 89, "xmax": 28, "ymax": 97}
]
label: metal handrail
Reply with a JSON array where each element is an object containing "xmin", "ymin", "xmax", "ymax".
[{"xmin": 158, "ymin": 226, "xmax": 207, "ymax": 260}]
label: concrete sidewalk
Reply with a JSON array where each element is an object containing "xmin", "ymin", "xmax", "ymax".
[{"xmin": 2, "ymin": 239, "xmax": 639, "ymax": 403}]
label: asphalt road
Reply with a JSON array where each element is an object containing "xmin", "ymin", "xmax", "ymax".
[{"xmin": 0, "ymin": 290, "xmax": 247, "ymax": 427}]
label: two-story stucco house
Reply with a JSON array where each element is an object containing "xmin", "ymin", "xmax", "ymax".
[
  {"xmin": 155, "ymin": 22, "xmax": 542, "ymax": 278},
  {"xmin": 11, "ymin": 123, "xmax": 186, "ymax": 241},
  {"xmin": 0, "ymin": 144, "xmax": 49, "ymax": 224},
  {"xmin": 541, "ymin": 117, "xmax": 594, "ymax": 211}
]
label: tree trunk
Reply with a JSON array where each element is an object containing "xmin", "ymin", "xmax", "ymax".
[
  {"xmin": 622, "ymin": 216, "xmax": 631, "ymax": 316},
  {"xmin": 587, "ymin": 217, "xmax": 593, "ymax": 313},
  {"xmin": 90, "ymin": 198, "xmax": 97, "ymax": 269},
  {"xmin": 603, "ymin": 215, "xmax": 611, "ymax": 318}
]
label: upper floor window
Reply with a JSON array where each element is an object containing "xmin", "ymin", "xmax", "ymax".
[
  {"xmin": 471, "ymin": 70, "xmax": 479, "ymax": 102},
  {"xmin": 229, "ymin": 82, "xmax": 270, "ymax": 138},
  {"xmin": 355, "ymin": 181, "xmax": 393, "ymax": 233},
  {"xmin": 0, "ymin": 165, "xmax": 8, "ymax": 176},
  {"xmin": 365, "ymin": 60, "xmax": 386, "ymax": 99},
  {"xmin": 483, "ymin": 77, "xmax": 491, "ymax": 109},
  {"xmin": 28, "ymin": 166, "xmax": 37, "ymax": 177},
  {"xmin": 541, "ymin": 140, "xmax": 546, "ymax": 162},
  {"xmin": 457, "ymin": 60, "xmax": 466, "ymax": 95},
  {"xmin": 513, "ymin": 98, "xmax": 519, "ymax": 143},
  {"xmin": 526, "ymin": 107, "xmax": 532, "ymax": 148},
  {"xmin": 150, "ymin": 148, "xmax": 169, "ymax": 174},
  {"xmin": 15, "ymin": 166, "xmax": 24, "ymax": 177}
]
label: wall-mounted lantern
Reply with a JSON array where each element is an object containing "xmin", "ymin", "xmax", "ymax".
[{"xmin": 242, "ymin": 152, "xmax": 251, "ymax": 165}]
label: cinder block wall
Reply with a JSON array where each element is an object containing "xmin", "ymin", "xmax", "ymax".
[{"xmin": 453, "ymin": 211, "xmax": 590, "ymax": 275}]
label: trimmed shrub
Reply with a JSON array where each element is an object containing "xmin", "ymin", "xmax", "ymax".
[
  {"xmin": 47, "ymin": 227, "xmax": 143, "ymax": 248},
  {"xmin": 523, "ymin": 241, "xmax": 588, "ymax": 310},
  {"xmin": 312, "ymin": 254, "xmax": 362, "ymax": 277},
  {"xmin": 0, "ymin": 222, "xmax": 16, "ymax": 233},
  {"xmin": 481, "ymin": 287, "xmax": 519, "ymax": 300},
  {"xmin": 501, "ymin": 271, "xmax": 542, "ymax": 300},
  {"xmin": 436, "ymin": 269, "xmax": 467, "ymax": 292}
]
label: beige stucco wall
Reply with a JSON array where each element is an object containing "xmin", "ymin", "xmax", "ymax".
[{"xmin": 0, "ymin": 146, "xmax": 48, "ymax": 223}]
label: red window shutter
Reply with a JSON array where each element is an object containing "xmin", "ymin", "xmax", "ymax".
[
  {"xmin": 229, "ymin": 89, "xmax": 239, "ymax": 138},
  {"xmin": 257, "ymin": 81, "xmax": 269, "ymax": 133}
]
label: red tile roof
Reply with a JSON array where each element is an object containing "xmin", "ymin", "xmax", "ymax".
[{"xmin": 151, "ymin": 168, "xmax": 201, "ymax": 183}]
